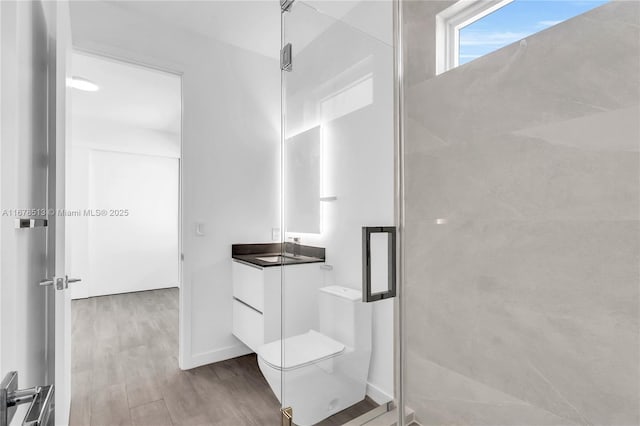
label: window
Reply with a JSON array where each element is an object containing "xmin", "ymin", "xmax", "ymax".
[{"xmin": 436, "ymin": 0, "xmax": 610, "ymax": 74}]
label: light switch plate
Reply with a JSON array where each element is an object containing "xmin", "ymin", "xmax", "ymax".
[{"xmin": 272, "ymin": 227, "xmax": 281, "ymax": 241}]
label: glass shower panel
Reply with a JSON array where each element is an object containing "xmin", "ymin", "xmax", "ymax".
[
  {"xmin": 401, "ymin": 1, "xmax": 640, "ymax": 424},
  {"xmin": 280, "ymin": 1, "xmax": 395, "ymax": 424}
]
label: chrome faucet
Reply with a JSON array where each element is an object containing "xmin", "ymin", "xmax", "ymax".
[{"xmin": 287, "ymin": 237, "xmax": 301, "ymax": 257}]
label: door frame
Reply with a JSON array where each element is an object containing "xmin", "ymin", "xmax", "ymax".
[{"xmin": 64, "ymin": 47, "xmax": 187, "ymax": 369}]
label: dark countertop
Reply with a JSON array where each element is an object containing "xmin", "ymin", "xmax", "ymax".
[{"xmin": 232, "ymin": 243, "xmax": 325, "ymax": 268}]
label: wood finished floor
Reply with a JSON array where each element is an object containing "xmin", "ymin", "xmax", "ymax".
[{"xmin": 70, "ymin": 288, "xmax": 377, "ymax": 426}]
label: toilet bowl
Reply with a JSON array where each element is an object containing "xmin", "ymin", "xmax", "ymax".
[{"xmin": 257, "ymin": 286, "xmax": 372, "ymax": 426}]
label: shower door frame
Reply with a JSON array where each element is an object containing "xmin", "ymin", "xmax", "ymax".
[
  {"xmin": 278, "ymin": 0, "xmax": 408, "ymax": 424},
  {"xmin": 392, "ymin": 0, "xmax": 407, "ymax": 424}
]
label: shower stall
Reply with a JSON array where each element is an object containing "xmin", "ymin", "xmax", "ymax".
[
  {"xmin": 279, "ymin": 0, "xmax": 639, "ymax": 424},
  {"xmin": 401, "ymin": 1, "xmax": 639, "ymax": 424}
]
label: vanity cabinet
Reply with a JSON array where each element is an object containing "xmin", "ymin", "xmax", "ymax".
[{"xmin": 232, "ymin": 259, "xmax": 325, "ymax": 352}]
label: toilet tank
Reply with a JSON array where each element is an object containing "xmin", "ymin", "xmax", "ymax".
[{"xmin": 318, "ymin": 286, "xmax": 372, "ymax": 351}]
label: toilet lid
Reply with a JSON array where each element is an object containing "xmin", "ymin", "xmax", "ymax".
[{"xmin": 258, "ymin": 330, "xmax": 345, "ymax": 371}]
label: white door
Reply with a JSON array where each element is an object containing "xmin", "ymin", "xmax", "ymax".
[{"xmin": 0, "ymin": 1, "xmax": 73, "ymax": 425}]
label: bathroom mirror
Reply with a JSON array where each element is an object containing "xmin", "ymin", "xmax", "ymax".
[{"xmin": 285, "ymin": 126, "xmax": 321, "ymax": 234}]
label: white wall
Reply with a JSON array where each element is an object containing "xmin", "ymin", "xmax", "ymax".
[
  {"xmin": 70, "ymin": 149, "xmax": 180, "ymax": 299},
  {"xmin": 69, "ymin": 130, "xmax": 181, "ymax": 300},
  {"xmin": 89, "ymin": 151, "xmax": 178, "ymax": 297},
  {"xmin": 69, "ymin": 0, "xmax": 281, "ymax": 368}
]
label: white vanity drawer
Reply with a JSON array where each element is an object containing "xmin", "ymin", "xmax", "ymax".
[
  {"xmin": 232, "ymin": 299, "xmax": 264, "ymax": 352},
  {"xmin": 232, "ymin": 260, "xmax": 264, "ymax": 312}
]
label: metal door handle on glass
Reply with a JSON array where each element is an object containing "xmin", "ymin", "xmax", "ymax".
[
  {"xmin": 1, "ymin": 372, "xmax": 54, "ymax": 426},
  {"xmin": 362, "ymin": 226, "xmax": 397, "ymax": 302}
]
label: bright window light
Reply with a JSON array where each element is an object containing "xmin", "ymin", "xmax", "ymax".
[{"xmin": 458, "ymin": 0, "xmax": 610, "ymax": 65}]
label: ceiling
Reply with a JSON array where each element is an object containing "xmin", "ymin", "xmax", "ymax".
[
  {"xmin": 68, "ymin": 0, "xmax": 391, "ymax": 151},
  {"xmin": 107, "ymin": 0, "xmax": 281, "ymax": 59},
  {"xmin": 71, "ymin": 52, "xmax": 181, "ymax": 135},
  {"xmin": 97, "ymin": 0, "xmax": 392, "ymax": 60}
]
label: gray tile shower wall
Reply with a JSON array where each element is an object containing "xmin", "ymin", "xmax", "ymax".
[{"xmin": 401, "ymin": 1, "xmax": 640, "ymax": 424}]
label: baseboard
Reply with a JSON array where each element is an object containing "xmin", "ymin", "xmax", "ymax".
[
  {"xmin": 71, "ymin": 284, "xmax": 179, "ymax": 300},
  {"xmin": 366, "ymin": 382, "xmax": 393, "ymax": 405},
  {"xmin": 181, "ymin": 344, "xmax": 252, "ymax": 370}
]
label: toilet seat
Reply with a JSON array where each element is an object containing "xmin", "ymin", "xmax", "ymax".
[{"xmin": 258, "ymin": 330, "xmax": 345, "ymax": 371}]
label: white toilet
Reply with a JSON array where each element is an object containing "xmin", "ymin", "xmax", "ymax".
[{"xmin": 257, "ymin": 285, "xmax": 372, "ymax": 426}]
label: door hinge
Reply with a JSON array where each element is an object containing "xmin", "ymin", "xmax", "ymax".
[
  {"xmin": 281, "ymin": 43, "xmax": 292, "ymax": 72},
  {"xmin": 280, "ymin": 0, "xmax": 294, "ymax": 12},
  {"xmin": 281, "ymin": 407, "xmax": 293, "ymax": 426}
]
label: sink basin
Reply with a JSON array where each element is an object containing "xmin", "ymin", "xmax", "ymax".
[
  {"xmin": 232, "ymin": 243, "xmax": 325, "ymax": 267},
  {"xmin": 255, "ymin": 256, "xmax": 283, "ymax": 263},
  {"xmin": 255, "ymin": 255, "xmax": 302, "ymax": 263}
]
